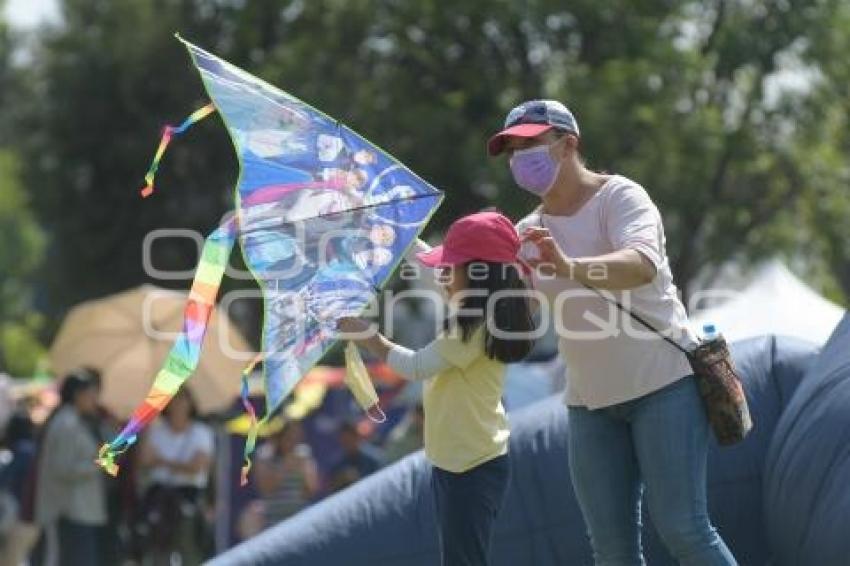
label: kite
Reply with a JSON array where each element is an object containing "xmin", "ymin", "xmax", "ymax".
[{"xmin": 96, "ymin": 36, "xmax": 443, "ymax": 483}]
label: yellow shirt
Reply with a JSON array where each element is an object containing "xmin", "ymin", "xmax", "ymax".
[{"xmin": 420, "ymin": 330, "xmax": 510, "ymax": 473}]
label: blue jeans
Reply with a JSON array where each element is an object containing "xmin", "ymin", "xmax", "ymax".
[
  {"xmin": 568, "ymin": 376, "xmax": 737, "ymax": 566},
  {"xmin": 431, "ymin": 455, "xmax": 510, "ymax": 566}
]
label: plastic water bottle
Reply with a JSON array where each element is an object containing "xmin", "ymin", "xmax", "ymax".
[{"xmin": 702, "ymin": 323, "xmax": 720, "ymax": 342}]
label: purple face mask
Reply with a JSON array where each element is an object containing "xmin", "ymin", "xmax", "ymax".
[{"xmin": 508, "ymin": 143, "xmax": 561, "ymax": 196}]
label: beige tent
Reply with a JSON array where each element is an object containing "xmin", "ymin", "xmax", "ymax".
[{"xmin": 690, "ymin": 260, "xmax": 845, "ymax": 345}]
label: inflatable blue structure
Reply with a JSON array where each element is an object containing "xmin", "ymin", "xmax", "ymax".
[
  {"xmin": 212, "ymin": 321, "xmax": 849, "ymax": 565},
  {"xmin": 764, "ymin": 316, "xmax": 850, "ymax": 565}
]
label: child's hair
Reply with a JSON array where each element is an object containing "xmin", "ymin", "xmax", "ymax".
[{"xmin": 447, "ymin": 261, "xmax": 534, "ymax": 363}]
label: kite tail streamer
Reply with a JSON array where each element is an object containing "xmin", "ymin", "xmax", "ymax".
[
  {"xmin": 140, "ymin": 103, "xmax": 217, "ymax": 198},
  {"xmin": 239, "ymin": 354, "xmax": 264, "ymax": 486},
  {"xmin": 96, "ymin": 218, "xmax": 237, "ymax": 475}
]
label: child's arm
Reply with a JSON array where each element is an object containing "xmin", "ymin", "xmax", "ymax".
[
  {"xmin": 339, "ymin": 317, "xmax": 451, "ymax": 381},
  {"xmin": 385, "ymin": 341, "xmax": 452, "ymax": 381}
]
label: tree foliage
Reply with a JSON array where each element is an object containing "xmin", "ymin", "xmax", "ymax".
[
  {"xmin": 9, "ymin": 0, "xmax": 849, "ymax": 339},
  {"xmin": 0, "ymin": 151, "xmax": 47, "ymax": 375},
  {"xmin": 0, "ymin": 5, "xmax": 47, "ymax": 374}
]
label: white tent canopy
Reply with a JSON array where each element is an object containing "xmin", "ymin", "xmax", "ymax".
[{"xmin": 690, "ymin": 260, "xmax": 845, "ymax": 345}]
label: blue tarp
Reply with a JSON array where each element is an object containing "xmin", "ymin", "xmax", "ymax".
[{"xmin": 212, "ymin": 335, "xmax": 826, "ymax": 565}]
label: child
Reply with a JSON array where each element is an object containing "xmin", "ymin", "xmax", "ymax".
[{"xmin": 339, "ymin": 211, "xmax": 533, "ymax": 566}]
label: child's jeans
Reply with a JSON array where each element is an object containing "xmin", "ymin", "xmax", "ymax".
[
  {"xmin": 431, "ymin": 454, "xmax": 510, "ymax": 566},
  {"xmin": 568, "ymin": 375, "xmax": 737, "ymax": 566}
]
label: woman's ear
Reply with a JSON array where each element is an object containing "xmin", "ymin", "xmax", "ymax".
[
  {"xmin": 551, "ymin": 134, "xmax": 576, "ymax": 162},
  {"xmin": 562, "ymin": 134, "xmax": 580, "ymax": 156}
]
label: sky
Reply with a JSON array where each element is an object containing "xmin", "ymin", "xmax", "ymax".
[{"xmin": 4, "ymin": 0, "xmax": 60, "ymax": 29}]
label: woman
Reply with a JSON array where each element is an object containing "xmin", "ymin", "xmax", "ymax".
[
  {"xmin": 34, "ymin": 368, "xmax": 106, "ymax": 566},
  {"xmin": 139, "ymin": 389, "xmax": 213, "ymax": 566},
  {"xmin": 253, "ymin": 420, "xmax": 318, "ymax": 528},
  {"xmin": 488, "ymin": 100, "xmax": 736, "ymax": 564},
  {"xmin": 341, "ymin": 211, "xmax": 534, "ymax": 566}
]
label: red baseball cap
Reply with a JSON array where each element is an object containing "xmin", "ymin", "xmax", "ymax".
[
  {"xmin": 487, "ymin": 99, "xmax": 580, "ymax": 156},
  {"xmin": 416, "ymin": 211, "xmax": 520, "ymax": 267}
]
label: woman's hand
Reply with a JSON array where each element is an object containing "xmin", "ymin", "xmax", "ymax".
[
  {"xmin": 523, "ymin": 227, "xmax": 657, "ymax": 289},
  {"xmin": 522, "ymin": 227, "xmax": 574, "ymax": 278}
]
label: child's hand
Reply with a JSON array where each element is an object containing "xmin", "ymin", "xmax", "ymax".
[
  {"xmin": 338, "ymin": 317, "xmax": 391, "ymax": 359},
  {"xmin": 338, "ymin": 317, "xmax": 372, "ymax": 337},
  {"xmin": 522, "ymin": 227, "xmax": 574, "ymax": 278}
]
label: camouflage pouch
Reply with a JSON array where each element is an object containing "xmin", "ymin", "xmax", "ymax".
[{"xmin": 686, "ymin": 336, "xmax": 753, "ymax": 445}]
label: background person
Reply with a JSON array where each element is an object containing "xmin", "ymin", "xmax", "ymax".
[
  {"xmin": 327, "ymin": 421, "xmax": 382, "ymax": 493},
  {"xmin": 253, "ymin": 420, "xmax": 319, "ymax": 528},
  {"xmin": 34, "ymin": 368, "xmax": 106, "ymax": 566},
  {"xmin": 138, "ymin": 388, "xmax": 214, "ymax": 566}
]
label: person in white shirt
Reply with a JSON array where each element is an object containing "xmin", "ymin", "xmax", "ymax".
[
  {"xmin": 139, "ymin": 388, "xmax": 213, "ymax": 565},
  {"xmin": 487, "ymin": 100, "xmax": 736, "ymax": 565}
]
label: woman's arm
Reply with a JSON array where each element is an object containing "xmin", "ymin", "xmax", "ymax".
[
  {"xmin": 164, "ymin": 451, "xmax": 211, "ymax": 475},
  {"xmin": 48, "ymin": 419, "xmax": 102, "ymax": 482},
  {"xmin": 522, "ymin": 227, "xmax": 656, "ymax": 290},
  {"xmin": 138, "ymin": 432, "xmax": 165, "ymax": 470},
  {"xmin": 140, "ymin": 426, "xmax": 212, "ymax": 475}
]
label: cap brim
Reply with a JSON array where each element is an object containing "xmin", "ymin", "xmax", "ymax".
[
  {"xmin": 416, "ymin": 246, "xmax": 470, "ymax": 268},
  {"xmin": 487, "ymin": 123, "xmax": 554, "ymax": 156}
]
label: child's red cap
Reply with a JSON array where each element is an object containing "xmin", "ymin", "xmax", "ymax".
[{"xmin": 416, "ymin": 211, "xmax": 520, "ymax": 267}]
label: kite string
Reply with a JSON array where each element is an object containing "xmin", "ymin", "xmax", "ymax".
[{"xmin": 140, "ymin": 103, "xmax": 217, "ymax": 198}]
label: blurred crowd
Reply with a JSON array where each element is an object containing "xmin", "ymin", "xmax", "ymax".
[{"xmin": 0, "ymin": 368, "xmax": 425, "ymax": 566}]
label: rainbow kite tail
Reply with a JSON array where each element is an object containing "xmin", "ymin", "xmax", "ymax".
[
  {"xmin": 96, "ymin": 432, "xmax": 138, "ymax": 476},
  {"xmin": 96, "ymin": 218, "xmax": 238, "ymax": 476},
  {"xmin": 239, "ymin": 354, "xmax": 264, "ymax": 486},
  {"xmin": 140, "ymin": 103, "xmax": 217, "ymax": 198}
]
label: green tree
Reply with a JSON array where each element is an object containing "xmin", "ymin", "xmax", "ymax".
[
  {"xmin": 234, "ymin": 0, "xmax": 848, "ymax": 301},
  {"xmin": 0, "ymin": 0, "xmax": 15, "ymax": 139},
  {"xmin": 0, "ymin": 151, "xmax": 47, "ymax": 375},
  {"xmin": 17, "ymin": 0, "xmax": 849, "ymax": 330},
  {"xmin": 793, "ymin": 0, "xmax": 850, "ymax": 304},
  {"xmin": 0, "ymin": 5, "xmax": 48, "ymax": 375},
  {"xmin": 19, "ymin": 0, "xmax": 239, "ymax": 322}
]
